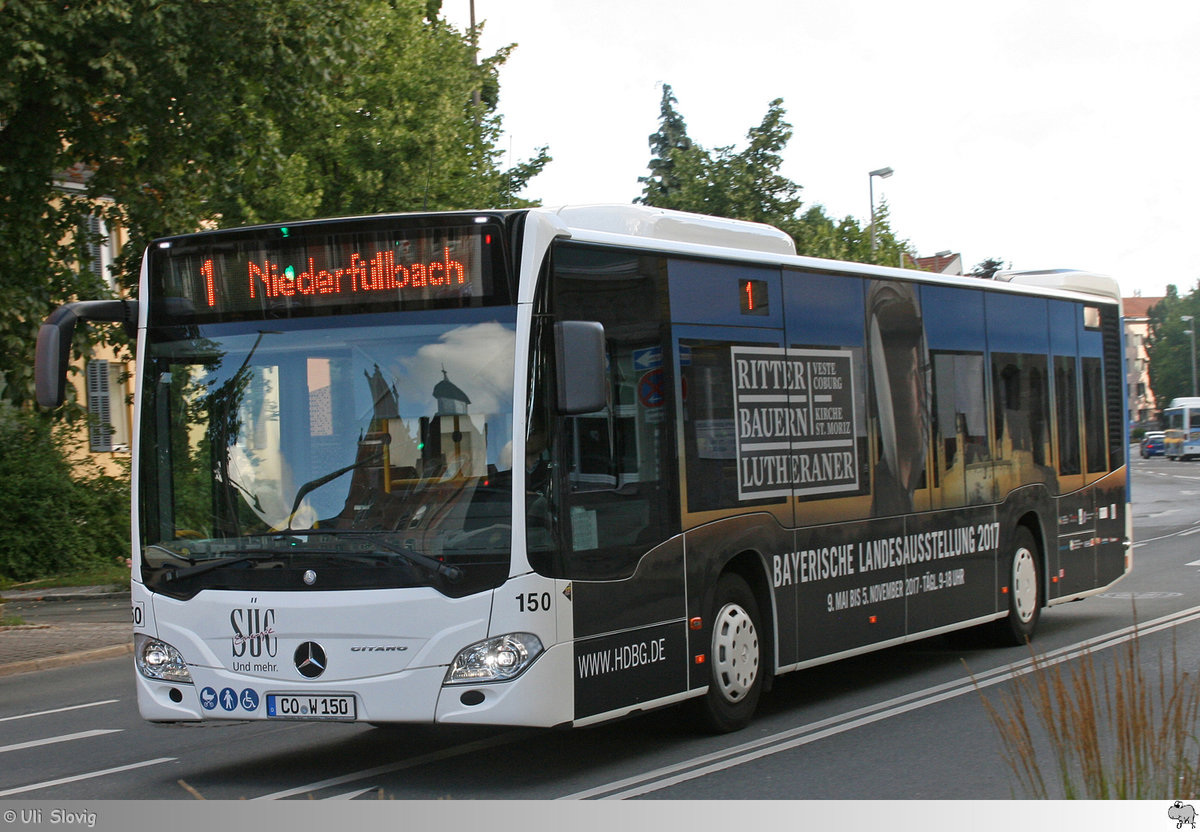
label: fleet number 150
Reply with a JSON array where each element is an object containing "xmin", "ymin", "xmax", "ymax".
[{"xmin": 516, "ymin": 592, "xmax": 552, "ymax": 613}]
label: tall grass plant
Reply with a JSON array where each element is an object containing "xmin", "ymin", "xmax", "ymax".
[{"xmin": 980, "ymin": 628, "xmax": 1200, "ymax": 798}]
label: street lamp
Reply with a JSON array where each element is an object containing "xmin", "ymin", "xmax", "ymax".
[
  {"xmin": 1183, "ymin": 315, "xmax": 1198, "ymax": 397},
  {"xmin": 869, "ymin": 167, "xmax": 894, "ymax": 251}
]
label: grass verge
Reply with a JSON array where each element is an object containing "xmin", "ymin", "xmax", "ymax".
[{"xmin": 0, "ymin": 561, "xmax": 130, "ymax": 593}]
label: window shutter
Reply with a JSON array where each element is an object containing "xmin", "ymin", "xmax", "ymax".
[
  {"xmin": 87, "ymin": 359, "xmax": 113, "ymax": 452},
  {"xmin": 84, "ymin": 215, "xmax": 104, "ymax": 279}
]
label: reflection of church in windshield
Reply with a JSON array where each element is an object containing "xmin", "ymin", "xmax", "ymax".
[
  {"xmin": 428, "ymin": 368, "xmax": 486, "ymax": 479},
  {"xmin": 330, "ymin": 365, "xmax": 488, "ymax": 531}
]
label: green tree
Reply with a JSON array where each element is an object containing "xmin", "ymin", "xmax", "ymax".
[
  {"xmin": 233, "ymin": 14, "xmax": 549, "ymax": 225},
  {"xmin": 637, "ymin": 84, "xmax": 700, "ymax": 208},
  {"xmin": 787, "ymin": 199, "xmax": 909, "ymax": 268},
  {"xmin": 1147, "ymin": 284, "xmax": 1200, "ymax": 404},
  {"xmin": 970, "ymin": 258, "xmax": 1009, "ymax": 279},
  {"xmin": 0, "ymin": 0, "xmax": 547, "ymax": 409},
  {"xmin": 638, "ymin": 88, "xmax": 803, "ymax": 226},
  {"xmin": 637, "ymin": 85, "xmax": 912, "ymax": 268},
  {"xmin": 1, "ymin": 0, "xmax": 359, "ymax": 405}
]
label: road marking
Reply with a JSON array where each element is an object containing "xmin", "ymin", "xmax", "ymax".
[
  {"xmin": 325, "ymin": 787, "xmax": 379, "ymax": 800},
  {"xmin": 0, "ymin": 700, "xmax": 119, "ymax": 724},
  {"xmin": 1133, "ymin": 522, "xmax": 1200, "ymax": 546},
  {"xmin": 0, "ymin": 730, "xmax": 120, "ymax": 755},
  {"xmin": 561, "ymin": 604, "xmax": 1200, "ymax": 799},
  {"xmin": 252, "ymin": 731, "xmax": 528, "ymax": 800},
  {"xmin": 1141, "ymin": 508, "xmax": 1182, "ymax": 518},
  {"xmin": 0, "ymin": 758, "xmax": 176, "ymax": 797}
]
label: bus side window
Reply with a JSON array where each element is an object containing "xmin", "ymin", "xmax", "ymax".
[
  {"xmin": 991, "ymin": 353, "xmax": 1052, "ymax": 473},
  {"xmin": 1054, "ymin": 355, "xmax": 1082, "ymax": 476},
  {"xmin": 1082, "ymin": 356, "xmax": 1107, "ymax": 474},
  {"xmin": 985, "ymin": 294, "xmax": 1052, "ymax": 496},
  {"xmin": 930, "ymin": 351, "xmax": 989, "ymax": 507},
  {"xmin": 921, "ymin": 284, "xmax": 991, "ymax": 509}
]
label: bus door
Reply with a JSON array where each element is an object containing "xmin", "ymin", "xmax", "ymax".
[
  {"xmin": 534, "ymin": 241, "xmax": 688, "ymax": 722},
  {"xmin": 1164, "ymin": 406, "xmax": 1185, "ymax": 460},
  {"xmin": 669, "ymin": 259, "xmax": 795, "ymax": 673},
  {"xmin": 778, "ymin": 271, "xmax": 893, "ymax": 660}
]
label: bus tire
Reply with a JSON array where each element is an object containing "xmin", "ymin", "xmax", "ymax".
[
  {"xmin": 698, "ymin": 573, "xmax": 763, "ymax": 733},
  {"xmin": 991, "ymin": 527, "xmax": 1041, "ymax": 646}
]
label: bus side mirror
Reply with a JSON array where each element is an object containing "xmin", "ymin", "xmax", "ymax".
[
  {"xmin": 35, "ymin": 299, "xmax": 138, "ymax": 409},
  {"xmin": 554, "ymin": 321, "xmax": 607, "ymax": 414}
]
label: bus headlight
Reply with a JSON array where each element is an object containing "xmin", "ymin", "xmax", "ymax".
[
  {"xmin": 445, "ymin": 633, "xmax": 543, "ymax": 684},
  {"xmin": 135, "ymin": 634, "xmax": 193, "ymax": 684}
]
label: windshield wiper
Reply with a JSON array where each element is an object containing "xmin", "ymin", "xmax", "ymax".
[
  {"xmin": 287, "ymin": 529, "xmax": 463, "ymax": 583},
  {"xmin": 282, "ymin": 450, "xmax": 384, "ymax": 530},
  {"xmin": 162, "ymin": 550, "xmax": 281, "ymax": 582}
]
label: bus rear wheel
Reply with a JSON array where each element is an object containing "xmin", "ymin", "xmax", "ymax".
[
  {"xmin": 991, "ymin": 527, "xmax": 1041, "ymax": 646},
  {"xmin": 698, "ymin": 573, "xmax": 763, "ymax": 733}
]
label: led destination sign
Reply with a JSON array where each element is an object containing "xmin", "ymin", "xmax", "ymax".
[
  {"xmin": 236, "ymin": 246, "xmax": 468, "ymax": 302},
  {"xmin": 152, "ymin": 220, "xmax": 505, "ymax": 320}
]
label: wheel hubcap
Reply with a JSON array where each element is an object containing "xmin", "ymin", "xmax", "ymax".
[
  {"xmin": 712, "ymin": 602, "xmax": 759, "ymax": 702},
  {"xmin": 1012, "ymin": 546, "xmax": 1037, "ymax": 624}
]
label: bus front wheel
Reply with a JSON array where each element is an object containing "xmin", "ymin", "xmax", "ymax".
[
  {"xmin": 991, "ymin": 527, "xmax": 1041, "ymax": 646},
  {"xmin": 698, "ymin": 573, "xmax": 763, "ymax": 733}
]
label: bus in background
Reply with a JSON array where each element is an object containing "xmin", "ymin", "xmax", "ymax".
[
  {"xmin": 1163, "ymin": 397, "xmax": 1200, "ymax": 460},
  {"xmin": 35, "ymin": 206, "xmax": 1131, "ymax": 732}
]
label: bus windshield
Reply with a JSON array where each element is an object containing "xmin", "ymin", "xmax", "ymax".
[{"xmin": 137, "ymin": 310, "xmax": 517, "ymax": 599}]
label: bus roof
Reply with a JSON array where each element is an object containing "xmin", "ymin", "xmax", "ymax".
[
  {"xmin": 994, "ymin": 269, "xmax": 1122, "ymax": 304},
  {"xmin": 540, "ymin": 205, "xmax": 1121, "ymax": 306},
  {"xmin": 546, "ymin": 205, "xmax": 797, "ymax": 256}
]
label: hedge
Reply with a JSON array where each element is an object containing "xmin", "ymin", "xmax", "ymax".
[{"xmin": 0, "ymin": 404, "xmax": 130, "ymax": 582}]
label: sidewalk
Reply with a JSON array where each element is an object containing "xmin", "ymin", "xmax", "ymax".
[{"xmin": 0, "ymin": 586, "xmax": 133, "ymax": 677}]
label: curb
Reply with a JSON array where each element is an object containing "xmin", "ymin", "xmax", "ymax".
[{"xmin": 0, "ymin": 643, "xmax": 133, "ymax": 678}]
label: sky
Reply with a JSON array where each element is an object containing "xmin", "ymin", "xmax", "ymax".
[{"xmin": 444, "ymin": 0, "xmax": 1200, "ymax": 299}]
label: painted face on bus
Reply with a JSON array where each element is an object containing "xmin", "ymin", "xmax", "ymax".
[
  {"xmin": 885, "ymin": 341, "xmax": 927, "ymax": 488},
  {"xmin": 868, "ymin": 280, "xmax": 931, "ymax": 511}
]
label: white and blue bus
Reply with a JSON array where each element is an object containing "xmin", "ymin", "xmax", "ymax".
[
  {"xmin": 1163, "ymin": 396, "xmax": 1200, "ymax": 461},
  {"xmin": 36, "ymin": 206, "xmax": 1131, "ymax": 731}
]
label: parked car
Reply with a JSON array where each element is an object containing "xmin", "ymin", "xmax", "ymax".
[{"xmin": 1141, "ymin": 431, "xmax": 1165, "ymax": 458}]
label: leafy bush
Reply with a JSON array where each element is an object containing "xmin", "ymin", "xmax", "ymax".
[{"xmin": 0, "ymin": 404, "xmax": 130, "ymax": 582}]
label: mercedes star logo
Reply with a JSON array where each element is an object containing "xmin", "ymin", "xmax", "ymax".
[{"xmin": 294, "ymin": 641, "xmax": 327, "ymax": 678}]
